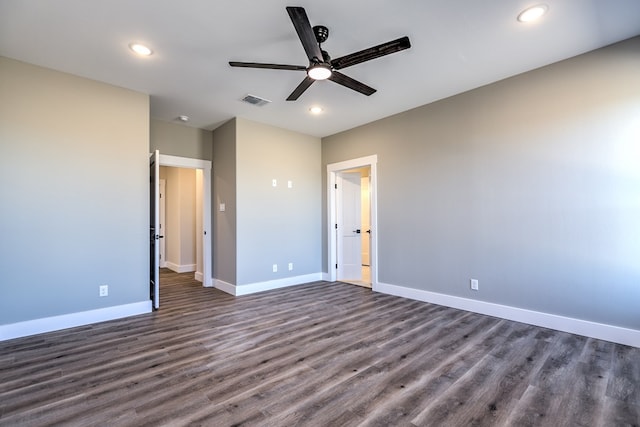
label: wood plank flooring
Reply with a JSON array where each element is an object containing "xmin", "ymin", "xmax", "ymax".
[{"xmin": 1, "ymin": 270, "xmax": 639, "ymax": 426}]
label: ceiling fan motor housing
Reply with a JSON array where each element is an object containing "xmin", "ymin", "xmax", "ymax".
[{"xmin": 313, "ymin": 25, "xmax": 329, "ymax": 44}]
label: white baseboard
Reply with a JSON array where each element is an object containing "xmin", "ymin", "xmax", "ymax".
[
  {"xmin": 374, "ymin": 281, "xmax": 640, "ymax": 348},
  {"xmin": 194, "ymin": 271, "xmax": 203, "ymax": 283},
  {"xmin": 214, "ymin": 273, "xmax": 324, "ymax": 296},
  {"xmin": 213, "ymin": 278, "xmax": 236, "ymax": 295},
  {"xmin": 0, "ymin": 301, "xmax": 152, "ymax": 342},
  {"xmin": 321, "ymin": 272, "xmax": 331, "ymax": 281},
  {"xmin": 166, "ymin": 262, "xmax": 196, "ymax": 273}
]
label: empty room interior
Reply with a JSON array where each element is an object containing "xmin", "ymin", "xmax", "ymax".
[{"xmin": 1, "ymin": 1, "xmax": 639, "ymax": 425}]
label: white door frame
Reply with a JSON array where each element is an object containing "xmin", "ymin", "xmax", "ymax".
[
  {"xmin": 150, "ymin": 150, "xmax": 160, "ymax": 309},
  {"xmin": 327, "ymin": 155, "xmax": 378, "ymax": 286},
  {"xmin": 159, "ymin": 154, "xmax": 212, "ymax": 287}
]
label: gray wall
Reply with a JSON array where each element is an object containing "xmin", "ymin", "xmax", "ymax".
[
  {"xmin": 212, "ymin": 119, "xmax": 237, "ymax": 284},
  {"xmin": 0, "ymin": 57, "xmax": 149, "ymax": 324},
  {"xmin": 150, "ymin": 119, "xmax": 212, "ymax": 161},
  {"xmin": 322, "ymin": 37, "xmax": 640, "ymax": 330},
  {"xmin": 236, "ymin": 118, "xmax": 322, "ymax": 285},
  {"xmin": 212, "ymin": 118, "xmax": 322, "ymax": 286}
]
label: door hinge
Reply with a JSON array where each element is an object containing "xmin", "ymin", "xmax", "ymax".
[
  {"xmin": 335, "ymin": 264, "xmax": 338, "ymax": 269},
  {"xmin": 334, "ymin": 183, "xmax": 337, "ymax": 189},
  {"xmin": 335, "ymin": 224, "xmax": 338, "ymax": 229}
]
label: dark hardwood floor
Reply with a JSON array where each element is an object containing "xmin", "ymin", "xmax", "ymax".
[{"xmin": 1, "ymin": 270, "xmax": 638, "ymax": 426}]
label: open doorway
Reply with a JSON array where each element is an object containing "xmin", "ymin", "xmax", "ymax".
[
  {"xmin": 151, "ymin": 153, "xmax": 212, "ymax": 309},
  {"xmin": 336, "ymin": 167, "xmax": 371, "ymax": 288},
  {"xmin": 327, "ymin": 155, "xmax": 378, "ymax": 288},
  {"xmin": 159, "ymin": 179, "xmax": 166, "ymax": 268},
  {"xmin": 159, "ymin": 166, "xmax": 200, "ymax": 276}
]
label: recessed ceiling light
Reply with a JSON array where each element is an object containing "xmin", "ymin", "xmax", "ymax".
[
  {"xmin": 177, "ymin": 115, "xmax": 189, "ymax": 122},
  {"xmin": 309, "ymin": 106, "xmax": 324, "ymax": 114},
  {"xmin": 129, "ymin": 43, "xmax": 153, "ymax": 56},
  {"xmin": 517, "ymin": 4, "xmax": 548, "ymax": 22}
]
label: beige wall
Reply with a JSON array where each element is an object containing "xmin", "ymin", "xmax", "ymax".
[
  {"xmin": 150, "ymin": 119, "xmax": 212, "ymax": 160},
  {"xmin": 160, "ymin": 166, "xmax": 197, "ymax": 271},
  {"xmin": 0, "ymin": 57, "xmax": 150, "ymax": 324}
]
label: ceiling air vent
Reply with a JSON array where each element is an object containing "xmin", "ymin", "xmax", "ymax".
[{"xmin": 241, "ymin": 94, "xmax": 271, "ymax": 107}]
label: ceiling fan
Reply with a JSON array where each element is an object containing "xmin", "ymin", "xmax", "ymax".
[{"xmin": 229, "ymin": 6, "xmax": 411, "ymax": 101}]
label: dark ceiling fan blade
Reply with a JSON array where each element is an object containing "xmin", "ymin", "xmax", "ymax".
[
  {"xmin": 286, "ymin": 6, "xmax": 323, "ymax": 62},
  {"xmin": 287, "ymin": 76, "xmax": 315, "ymax": 101},
  {"xmin": 229, "ymin": 61, "xmax": 307, "ymax": 71},
  {"xmin": 328, "ymin": 71, "xmax": 376, "ymax": 96},
  {"xmin": 331, "ymin": 36, "xmax": 411, "ymax": 70}
]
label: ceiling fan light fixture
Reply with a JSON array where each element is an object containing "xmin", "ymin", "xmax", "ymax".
[
  {"xmin": 517, "ymin": 4, "xmax": 548, "ymax": 22},
  {"xmin": 308, "ymin": 64, "xmax": 332, "ymax": 80}
]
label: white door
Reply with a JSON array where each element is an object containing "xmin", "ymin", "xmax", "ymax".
[
  {"xmin": 337, "ymin": 172, "xmax": 362, "ymax": 281},
  {"xmin": 150, "ymin": 150, "xmax": 160, "ymax": 309}
]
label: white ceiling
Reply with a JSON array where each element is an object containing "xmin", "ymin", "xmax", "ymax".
[{"xmin": 1, "ymin": 0, "xmax": 639, "ymax": 138}]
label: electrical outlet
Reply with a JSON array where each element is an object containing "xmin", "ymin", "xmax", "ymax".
[
  {"xmin": 288, "ymin": 262, "xmax": 293, "ymax": 271},
  {"xmin": 470, "ymin": 279, "xmax": 479, "ymax": 291},
  {"xmin": 272, "ymin": 264, "xmax": 278, "ymax": 273},
  {"xmin": 99, "ymin": 285, "xmax": 108, "ymax": 297}
]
